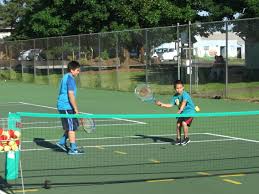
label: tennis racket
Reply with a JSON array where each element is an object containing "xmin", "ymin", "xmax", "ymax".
[
  {"xmin": 134, "ymin": 84, "xmax": 156, "ymax": 103},
  {"xmin": 79, "ymin": 118, "xmax": 96, "ymax": 133}
]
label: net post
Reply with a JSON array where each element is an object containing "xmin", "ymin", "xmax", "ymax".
[{"xmin": 5, "ymin": 112, "xmax": 21, "ymax": 180}]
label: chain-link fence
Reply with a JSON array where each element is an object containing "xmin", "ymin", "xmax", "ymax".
[{"xmin": 0, "ymin": 18, "xmax": 259, "ymax": 100}]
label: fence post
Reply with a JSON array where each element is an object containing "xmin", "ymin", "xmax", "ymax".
[
  {"xmin": 225, "ymin": 20, "xmax": 229, "ymax": 98},
  {"xmin": 177, "ymin": 23, "xmax": 180, "ymax": 80},
  {"xmin": 188, "ymin": 21, "xmax": 192, "ymax": 94}
]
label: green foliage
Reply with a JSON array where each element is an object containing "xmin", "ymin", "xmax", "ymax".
[
  {"xmin": 2, "ymin": 0, "xmax": 258, "ymax": 39},
  {"xmin": 100, "ymin": 50, "xmax": 109, "ymax": 60}
]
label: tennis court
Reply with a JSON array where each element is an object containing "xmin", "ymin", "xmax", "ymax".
[{"xmin": 1, "ymin": 81, "xmax": 259, "ymax": 194}]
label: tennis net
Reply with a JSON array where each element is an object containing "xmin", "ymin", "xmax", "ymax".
[{"xmin": 2, "ymin": 111, "xmax": 259, "ymax": 190}]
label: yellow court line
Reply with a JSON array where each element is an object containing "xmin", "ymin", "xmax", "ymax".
[
  {"xmin": 14, "ymin": 189, "xmax": 39, "ymax": 193},
  {"xmin": 223, "ymin": 179, "xmax": 242, "ymax": 185},
  {"xmin": 149, "ymin": 159, "xmax": 160, "ymax": 164},
  {"xmin": 219, "ymin": 174, "xmax": 245, "ymax": 178},
  {"xmin": 146, "ymin": 179, "xmax": 175, "ymax": 183},
  {"xmin": 197, "ymin": 172, "xmax": 211, "ymax": 176},
  {"xmin": 114, "ymin": 150, "xmax": 127, "ymax": 155}
]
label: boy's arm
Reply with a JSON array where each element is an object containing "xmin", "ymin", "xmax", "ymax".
[
  {"xmin": 177, "ymin": 100, "xmax": 186, "ymax": 113},
  {"xmin": 156, "ymin": 101, "xmax": 173, "ymax": 108},
  {"xmin": 68, "ymin": 91, "xmax": 79, "ymax": 114}
]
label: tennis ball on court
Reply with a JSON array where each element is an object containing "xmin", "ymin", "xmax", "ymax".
[
  {"xmin": 14, "ymin": 131, "xmax": 21, "ymax": 138},
  {"xmin": 4, "ymin": 145, "xmax": 11, "ymax": 152},
  {"xmin": 195, "ymin": 106, "xmax": 200, "ymax": 112}
]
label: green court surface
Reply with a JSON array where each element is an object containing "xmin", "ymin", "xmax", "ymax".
[{"xmin": 1, "ymin": 80, "xmax": 259, "ymax": 194}]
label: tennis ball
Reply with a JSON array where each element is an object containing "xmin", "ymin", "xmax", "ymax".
[
  {"xmin": 4, "ymin": 145, "xmax": 11, "ymax": 152},
  {"xmin": 14, "ymin": 131, "xmax": 21, "ymax": 138},
  {"xmin": 1, "ymin": 135, "xmax": 8, "ymax": 144},
  {"xmin": 11, "ymin": 143, "xmax": 18, "ymax": 151},
  {"xmin": 0, "ymin": 128, "xmax": 3, "ymax": 136},
  {"xmin": 8, "ymin": 140, "xmax": 15, "ymax": 146},
  {"xmin": 15, "ymin": 140, "xmax": 20, "ymax": 146},
  {"xmin": 8, "ymin": 130, "xmax": 15, "ymax": 138},
  {"xmin": 195, "ymin": 106, "xmax": 200, "ymax": 112}
]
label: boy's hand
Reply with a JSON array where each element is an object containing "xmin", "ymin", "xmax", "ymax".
[{"xmin": 156, "ymin": 101, "xmax": 162, "ymax": 106}]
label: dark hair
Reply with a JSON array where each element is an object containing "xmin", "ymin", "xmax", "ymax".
[
  {"xmin": 67, "ymin": 61, "xmax": 80, "ymax": 72},
  {"xmin": 173, "ymin": 80, "xmax": 184, "ymax": 88}
]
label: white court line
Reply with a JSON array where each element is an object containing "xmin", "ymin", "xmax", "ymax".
[
  {"xmin": 205, "ymin": 132, "xmax": 259, "ymax": 143},
  {"xmin": 18, "ymin": 101, "xmax": 146, "ymax": 125},
  {"xmin": 21, "ymin": 138, "xmax": 238, "ymax": 152},
  {"xmin": 21, "ymin": 132, "xmax": 224, "ymax": 143}
]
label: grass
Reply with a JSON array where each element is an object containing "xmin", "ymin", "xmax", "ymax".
[{"xmin": 2, "ymin": 69, "xmax": 259, "ymax": 100}]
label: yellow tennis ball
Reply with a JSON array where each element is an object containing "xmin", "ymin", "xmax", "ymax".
[
  {"xmin": 8, "ymin": 140, "xmax": 15, "ymax": 146},
  {"xmin": 14, "ymin": 131, "xmax": 21, "ymax": 138},
  {"xmin": 195, "ymin": 106, "xmax": 200, "ymax": 112},
  {"xmin": 4, "ymin": 145, "xmax": 11, "ymax": 152},
  {"xmin": 11, "ymin": 143, "xmax": 18, "ymax": 151},
  {"xmin": 2, "ymin": 131, "xmax": 10, "ymax": 139}
]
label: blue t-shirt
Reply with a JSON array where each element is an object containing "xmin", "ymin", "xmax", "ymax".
[
  {"xmin": 170, "ymin": 91, "xmax": 195, "ymax": 114},
  {"xmin": 57, "ymin": 73, "xmax": 77, "ymax": 110}
]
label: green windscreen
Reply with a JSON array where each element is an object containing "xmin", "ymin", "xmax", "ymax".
[{"xmin": 6, "ymin": 111, "xmax": 259, "ymax": 189}]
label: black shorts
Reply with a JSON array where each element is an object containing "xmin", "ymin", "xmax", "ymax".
[
  {"xmin": 59, "ymin": 110, "xmax": 79, "ymax": 131},
  {"xmin": 177, "ymin": 117, "xmax": 193, "ymax": 127}
]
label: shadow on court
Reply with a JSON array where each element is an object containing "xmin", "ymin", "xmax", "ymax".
[
  {"xmin": 33, "ymin": 138, "xmax": 64, "ymax": 152},
  {"xmin": 135, "ymin": 134, "xmax": 175, "ymax": 144}
]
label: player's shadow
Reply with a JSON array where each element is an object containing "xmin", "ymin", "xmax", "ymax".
[
  {"xmin": 135, "ymin": 134, "xmax": 175, "ymax": 144},
  {"xmin": 33, "ymin": 138, "xmax": 64, "ymax": 152}
]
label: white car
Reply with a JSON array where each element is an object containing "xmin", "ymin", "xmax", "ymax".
[
  {"xmin": 18, "ymin": 49, "xmax": 44, "ymax": 61},
  {"xmin": 160, "ymin": 48, "xmax": 178, "ymax": 62},
  {"xmin": 151, "ymin": 48, "xmax": 178, "ymax": 62}
]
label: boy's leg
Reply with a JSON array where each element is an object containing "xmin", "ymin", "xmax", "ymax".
[
  {"xmin": 181, "ymin": 121, "xmax": 190, "ymax": 145},
  {"xmin": 182, "ymin": 121, "xmax": 188, "ymax": 138},
  {"xmin": 174, "ymin": 123, "xmax": 181, "ymax": 145},
  {"xmin": 56, "ymin": 117, "xmax": 69, "ymax": 152},
  {"xmin": 68, "ymin": 118, "xmax": 84, "ymax": 155}
]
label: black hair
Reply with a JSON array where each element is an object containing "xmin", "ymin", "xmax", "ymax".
[
  {"xmin": 173, "ymin": 80, "xmax": 184, "ymax": 88},
  {"xmin": 67, "ymin": 61, "xmax": 80, "ymax": 72}
]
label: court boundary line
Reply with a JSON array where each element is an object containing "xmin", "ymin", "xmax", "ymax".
[
  {"xmin": 21, "ymin": 138, "xmax": 240, "ymax": 152},
  {"xmin": 18, "ymin": 101, "xmax": 146, "ymax": 124},
  {"xmin": 21, "ymin": 132, "xmax": 213, "ymax": 143},
  {"xmin": 21, "ymin": 132, "xmax": 243, "ymax": 152},
  {"xmin": 205, "ymin": 132, "xmax": 259, "ymax": 143}
]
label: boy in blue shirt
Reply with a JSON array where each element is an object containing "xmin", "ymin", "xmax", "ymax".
[
  {"xmin": 156, "ymin": 80, "xmax": 196, "ymax": 146},
  {"xmin": 56, "ymin": 61, "xmax": 84, "ymax": 155}
]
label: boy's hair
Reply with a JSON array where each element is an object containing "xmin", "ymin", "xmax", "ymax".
[
  {"xmin": 173, "ymin": 80, "xmax": 184, "ymax": 88},
  {"xmin": 67, "ymin": 61, "xmax": 80, "ymax": 72}
]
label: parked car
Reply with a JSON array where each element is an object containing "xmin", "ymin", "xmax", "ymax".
[
  {"xmin": 18, "ymin": 49, "xmax": 46, "ymax": 61},
  {"xmin": 151, "ymin": 42, "xmax": 178, "ymax": 62}
]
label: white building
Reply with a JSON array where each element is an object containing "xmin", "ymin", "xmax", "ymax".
[{"xmin": 193, "ymin": 32, "xmax": 245, "ymax": 59}]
